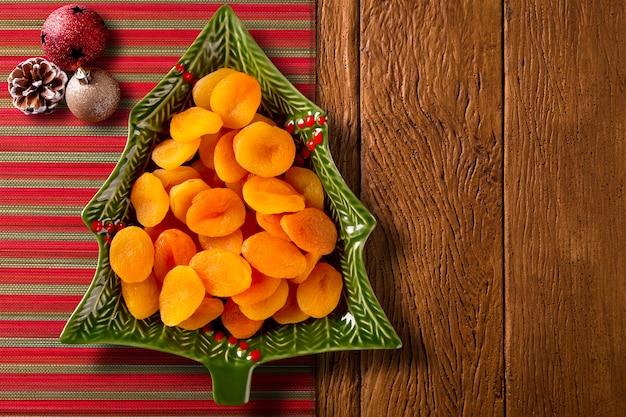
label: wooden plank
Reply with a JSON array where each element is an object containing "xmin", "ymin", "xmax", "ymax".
[
  {"xmin": 357, "ymin": 1, "xmax": 504, "ymax": 415},
  {"xmin": 315, "ymin": 0, "xmax": 362, "ymax": 416},
  {"xmin": 504, "ymin": 0, "xmax": 626, "ymax": 415}
]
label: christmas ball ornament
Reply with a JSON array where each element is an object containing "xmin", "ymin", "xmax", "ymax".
[
  {"xmin": 7, "ymin": 57, "xmax": 68, "ymax": 114},
  {"xmin": 41, "ymin": 4, "xmax": 108, "ymax": 72},
  {"xmin": 65, "ymin": 67, "xmax": 120, "ymax": 122}
]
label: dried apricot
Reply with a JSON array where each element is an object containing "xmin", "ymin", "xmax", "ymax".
[
  {"xmin": 225, "ymin": 177, "xmax": 246, "ymax": 201},
  {"xmin": 283, "ymin": 166, "xmax": 325, "ymax": 210},
  {"xmin": 168, "ymin": 178, "xmax": 211, "ymax": 223},
  {"xmin": 231, "ymin": 269, "xmax": 282, "ymax": 306},
  {"xmin": 239, "ymin": 279, "xmax": 289, "ymax": 320},
  {"xmin": 177, "ymin": 297, "xmax": 224, "ymax": 330},
  {"xmin": 273, "ymin": 281, "xmax": 310, "ymax": 324},
  {"xmin": 290, "ymin": 251, "xmax": 321, "ymax": 284},
  {"xmin": 242, "ymin": 176, "xmax": 305, "ymax": 214},
  {"xmin": 280, "ymin": 208, "xmax": 338, "ymax": 255},
  {"xmin": 159, "ymin": 265, "xmax": 206, "ymax": 326},
  {"xmin": 213, "ymin": 130, "xmax": 248, "ymax": 183},
  {"xmin": 297, "ymin": 262, "xmax": 343, "ymax": 318},
  {"xmin": 221, "ymin": 299, "xmax": 264, "ymax": 339},
  {"xmin": 186, "ymin": 188, "xmax": 246, "ymax": 237},
  {"xmin": 198, "ymin": 229, "xmax": 243, "ymax": 254},
  {"xmin": 192, "ymin": 68, "xmax": 236, "ymax": 110},
  {"xmin": 144, "ymin": 211, "xmax": 191, "ymax": 242},
  {"xmin": 210, "ymin": 71, "xmax": 262, "ymax": 129},
  {"xmin": 121, "ymin": 272, "xmax": 160, "ymax": 320},
  {"xmin": 151, "ymin": 137, "xmax": 201, "ymax": 170},
  {"xmin": 256, "ymin": 212, "xmax": 290, "ymax": 241},
  {"xmin": 152, "ymin": 166, "xmax": 201, "ymax": 192},
  {"xmin": 197, "ymin": 131, "xmax": 222, "ymax": 169},
  {"xmin": 250, "ymin": 112, "xmax": 276, "ymax": 126},
  {"xmin": 241, "ymin": 231, "xmax": 306, "ymax": 278},
  {"xmin": 169, "ymin": 106, "xmax": 223, "ymax": 143},
  {"xmin": 233, "ymin": 121, "xmax": 295, "ymax": 177},
  {"xmin": 153, "ymin": 229, "xmax": 197, "ymax": 282},
  {"xmin": 110, "ymin": 225, "xmax": 154, "ymax": 283},
  {"xmin": 189, "ymin": 249, "xmax": 252, "ymax": 297},
  {"xmin": 190, "ymin": 159, "xmax": 223, "ymax": 188},
  {"xmin": 240, "ymin": 209, "xmax": 259, "ymax": 240},
  {"xmin": 130, "ymin": 172, "xmax": 170, "ymax": 228}
]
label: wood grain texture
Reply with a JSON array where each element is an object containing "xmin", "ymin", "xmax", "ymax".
[
  {"xmin": 504, "ymin": 1, "xmax": 626, "ymax": 416},
  {"xmin": 315, "ymin": 1, "xmax": 362, "ymax": 416},
  {"xmin": 316, "ymin": 0, "xmax": 625, "ymax": 415},
  {"xmin": 358, "ymin": 1, "xmax": 503, "ymax": 416}
]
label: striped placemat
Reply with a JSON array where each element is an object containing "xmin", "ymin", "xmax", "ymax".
[{"xmin": 0, "ymin": 1, "xmax": 317, "ymax": 415}]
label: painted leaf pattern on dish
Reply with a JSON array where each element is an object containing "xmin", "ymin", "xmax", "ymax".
[{"xmin": 60, "ymin": 5, "xmax": 400, "ymax": 405}]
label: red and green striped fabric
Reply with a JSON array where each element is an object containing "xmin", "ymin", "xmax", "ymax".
[{"xmin": 0, "ymin": 1, "xmax": 317, "ymax": 415}]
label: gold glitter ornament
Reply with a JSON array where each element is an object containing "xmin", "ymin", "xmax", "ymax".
[{"xmin": 65, "ymin": 67, "xmax": 120, "ymax": 122}]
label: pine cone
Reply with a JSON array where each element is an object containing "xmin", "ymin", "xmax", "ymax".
[{"xmin": 7, "ymin": 57, "xmax": 68, "ymax": 114}]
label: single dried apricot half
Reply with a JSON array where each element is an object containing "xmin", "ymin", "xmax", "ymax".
[
  {"xmin": 221, "ymin": 299, "xmax": 264, "ymax": 339},
  {"xmin": 159, "ymin": 265, "xmax": 206, "ymax": 326},
  {"xmin": 152, "ymin": 166, "xmax": 201, "ymax": 192},
  {"xmin": 233, "ymin": 121, "xmax": 296, "ymax": 177},
  {"xmin": 242, "ymin": 176, "xmax": 305, "ymax": 214},
  {"xmin": 153, "ymin": 228, "xmax": 198, "ymax": 282},
  {"xmin": 110, "ymin": 225, "xmax": 154, "ymax": 283},
  {"xmin": 189, "ymin": 248, "xmax": 252, "ymax": 297},
  {"xmin": 297, "ymin": 262, "xmax": 343, "ymax": 318},
  {"xmin": 231, "ymin": 269, "xmax": 283, "ymax": 306},
  {"xmin": 130, "ymin": 172, "xmax": 170, "ymax": 228},
  {"xmin": 290, "ymin": 251, "xmax": 321, "ymax": 284},
  {"xmin": 151, "ymin": 137, "xmax": 201, "ymax": 170},
  {"xmin": 169, "ymin": 106, "xmax": 223, "ymax": 143},
  {"xmin": 256, "ymin": 212, "xmax": 290, "ymax": 241},
  {"xmin": 213, "ymin": 130, "xmax": 248, "ymax": 183},
  {"xmin": 192, "ymin": 68, "xmax": 236, "ymax": 110},
  {"xmin": 241, "ymin": 231, "xmax": 307, "ymax": 278},
  {"xmin": 198, "ymin": 229, "xmax": 243, "ymax": 254},
  {"xmin": 186, "ymin": 188, "xmax": 246, "ymax": 237},
  {"xmin": 210, "ymin": 71, "xmax": 262, "ymax": 129},
  {"xmin": 280, "ymin": 207, "xmax": 338, "ymax": 255},
  {"xmin": 239, "ymin": 278, "xmax": 289, "ymax": 320},
  {"xmin": 273, "ymin": 281, "xmax": 310, "ymax": 324},
  {"xmin": 177, "ymin": 297, "xmax": 224, "ymax": 331},
  {"xmin": 283, "ymin": 166, "xmax": 325, "ymax": 210},
  {"xmin": 168, "ymin": 178, "xmax": 211, "ymax": 223},
  {"xmin": 197, "ymin": 130, "xmax": 224, "ymax": 169},
  {"xmin": 121, "ymin": 272, "xmax": 160, "ymax": 320}
]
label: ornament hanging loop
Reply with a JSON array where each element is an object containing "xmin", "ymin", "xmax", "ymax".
[{"xmin": 75, "ymin": 67, "xmax": 93, "ymax": 84}]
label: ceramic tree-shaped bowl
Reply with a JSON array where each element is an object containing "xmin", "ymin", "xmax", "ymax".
[{"xmin": 60, "ymin": 5, "xmax": 401, "ymax": 405}]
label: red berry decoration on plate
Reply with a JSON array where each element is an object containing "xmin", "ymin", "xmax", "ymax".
[
  {"xmin": 65, "ymin": 67, "xmax": 120, "ymax": 122},
  {"xmin": 41, "ymin": 4, "xmax": 108, "ymax": 72}
]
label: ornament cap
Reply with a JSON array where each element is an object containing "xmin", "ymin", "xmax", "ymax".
[{"xmin": 75, "ymin": 66, "xmax": 92, "ymax": 84}]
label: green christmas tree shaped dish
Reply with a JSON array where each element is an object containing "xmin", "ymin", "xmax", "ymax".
[{"xmin": 60, "ymin": 5, "xmax": 401, "ymax": 405}]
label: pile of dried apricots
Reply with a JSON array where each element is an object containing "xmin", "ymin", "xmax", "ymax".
[{"xmin": 109, "ymin": 68, "xmax": 343, "ymax": 339}]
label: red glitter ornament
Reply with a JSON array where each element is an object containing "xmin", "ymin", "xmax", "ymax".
[{"xmin": 41, "ymin": 4, "xmax": 108, "ymax": 72}]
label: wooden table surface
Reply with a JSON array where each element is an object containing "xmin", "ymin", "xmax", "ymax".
[{"xmin": 314, "ymin": 1, "xmax": 626, "ymax": 416}]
